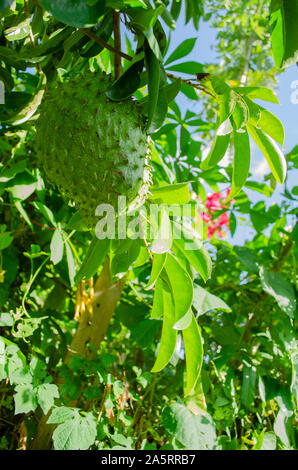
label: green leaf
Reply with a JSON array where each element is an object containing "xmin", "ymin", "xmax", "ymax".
[
  {"xmin": 146, "ymin": 253, "xmax": 167, "ymax": 289},
  {"xmin": 219, "ymin": 90, "xmax": 237, "ymax": 125},
  {"xmin": 270, "ymin": 0, "xmax": 298, "ymax": 68},
  {"xmin": 162, "ymin": 404, "xmax": 217, "ymax": 450},
  {"xmin": 21, "ymin": 27, "xmax": 73, "ymax": 59},
  {"xmin": 200, "ymin": 134, "xmax": 230, "ymax": 171},
  {"xmin": 32, "ymin": 201, "xmax": 56, "ymax": 227},
  {"xmin": 145, "ymin": 45, "xmax": 160, "ymax": 130},
  {"xmin": 38, "ymin": 0, "xmax": 106, "ymax": 28},
  {"xmin": 0, "ymin": 1, "xmax": 13, "ymax": 12},
  {"xmin": 52, "ymin": 411, "xmax": 97, "ymax": 450},
  {"xmin": 0, "ymin": 312, "xmax": 14, "ymax": 326},
  {"xmin": 6, "ymin": 74, "xmax": 46, "ymax": 126},
  {"xmin": 233, "ymin": 86, "xmax": 279, "ymax": 104},
  {"xmin": 37, "ymin": 384, "xmax": 59, "ymax": 414},
  {"xmin": 149, "ymin": 183, "xmax": 190, "ymax": 204},
  {"xmin": 182, "ymin": 311, "xmax": 203, "ymax": 395},
  {"xmin": 47, "ymin": 406, "xmax": 76, "ymax": 424},
  {"xmin": 257, "ymin": 107, "xmax": 285, "ymax": 145},
  {"xmin": 14, "ymin": 384, "xmax": 38, "ymax": 414},
  {"xmin": 74, "ymin": 236, "xmax": 110, "ymax": 283},
  {"xmin": 151, "ymin": 277, "xmax": 163, "ymax": 319},
  {"xmin": 164, "ymin": 254, "xmax": 193, "ymax": 324},
  {"xmin": 4, "ymin": 19, "xmax": 31, "ymax": 42},
  {"xmin": 247, "ymin": 124, "xmax": 286, "ymax": 184},
  {"xmin": 241, "ymin": 361, "xmax": 257, "ymax": 408},
  {"xmin": 229, "ymin": 129, "xmax": 251, "ymax": 199},
  {"xmin": 173, "ymin": 226, "xmax": 212, "ymax": 283},
  {"xmin": 166, "ymin": 61, "xmax": 204, "ymax": 74},
  {"xmin": 165, "ymin": 38, "xmax": 197, "ymax": 65},
  {"xmin": 50, "ymin": 229, "xmax": 64, "ymax": 265},
  {"xmin": 65, "ymin": 242, "xmax": 76, "ymax": 287},
  {"xmin": 106, "ymin": 56, "xmax": 144, "ymax": 101},
  {"xmin": 192, "ymin": 285, "xmax": 231, "ymax": 316},
  {"xmin": 151, "ymin": 282, "xmax": 177, "ymax": 372},
  {"xmin": 259, "ymin": 267, "xmax": 296, "ymax": 318}
]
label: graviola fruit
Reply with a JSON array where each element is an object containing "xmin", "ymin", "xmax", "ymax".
[{"xmin": 35, "ymin": 70, "xmax": 151, "ymax": 227}]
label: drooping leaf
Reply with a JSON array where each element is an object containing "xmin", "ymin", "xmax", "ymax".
[
  {"xmin": 145, "ymin": 45, "xmax": 160, "ymax": 130},
  {"xmin": 247, "ymin": 124, "xmax": 286, "ymax": 184},
  {"xmin": 257, "ymin": 107, "xmax": 285, "ymax": 145},
  {"xmin": 146, "ymin": 253, "xmax": 167, "ymax": 289},
  {"xmin": 164, "ymin": 254, "xmax": 193, "ymax": 324},
  {"xmin": 151, "ymin": 281, "xmax": 177, "ymax": 372},
  {"xmin": 229, "ymin": 129, "xmax": 251, "ymax": 199},
  {"xmin": 50, "ymin": 229, "xmax": 64, "ymax": 265},
  {"xmin": 200, "ymin": 134, "xmax": 230, "ymax": 170},
  {"xmin": 182, "ymin": 311, "xmax": 203, "ymax": 395},
  {"xmin": 106, "ymin": 55, "xmax": 144, "ymax": 101}
]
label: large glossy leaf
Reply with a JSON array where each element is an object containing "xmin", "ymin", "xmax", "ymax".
[
  {"xmin": 182, "ymin": 311, "xmax": 203, "ymax": 395},
  {"xmin": 233, "ymin": 86, "xmax": 279, "ymax": 104},
  {"xmin": 39, "ymin": 0, "xmax": 106, "ymax": 28},
  {"xmin": 270, "ymin": 0, "xmax": 298, "ymax": 68},
  {"xmin": 247, "ymin": 124, "xmax": 286, "ymax": 184},
  {"xmin": 200, "ymin": 133, "xmax": 230, "ymax": 171},
  {"xmin": 145, "ymin": 45, "xmax": 160, "ymax": 130},
  {"xmin": 151, "ymin": 281, "xmax": 177, "ymax": 372},
  {"xmin": 173, "ymin": 236, "xmax": 212, "ymax": 283},
  {"xmin": 164, "ymin": 254, "xmax": 193, "ymax": 324},
  {"xmin": 106, "ymin": 56, "xmax": 144, "ymax": 101},
  {"xmin": 257, "ymin": 107, "xmax": 285, "ymax": 145},
  {"xmin": 229, "ymin": 129, "xmax": 251, "ymax": 199},
  {"xmin": 146, "ymin": 253, "xmax": 167, "ymax": 289}
]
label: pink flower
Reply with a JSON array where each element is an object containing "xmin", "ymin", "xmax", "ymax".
[
  {"xmin": 218, "ymin": 212, "xmax": 229, "ymax": 227},
  {"xmin": 207, "ymin": 223, "xmax": 218, "ymax": 238},
  {"xmin": 206, "ymin": 193, "xmax": 222, "ymax": 212},
  {"xmin": 201, "ymin": 212, "xmax": 212, "ymax": 223}
]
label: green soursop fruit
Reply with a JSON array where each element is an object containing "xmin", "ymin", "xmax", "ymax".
[{"xmin": 35, "ymin": 70, "xmax": 151, "ymax": 227}]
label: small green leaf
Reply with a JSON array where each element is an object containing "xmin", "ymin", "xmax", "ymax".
[
  {"xmin": 229, "ymin": 129, "xmax": 251, "ymax": 199},
  {"xmin": 200, "ymin": 134, "xmax": 230, "ymax": 171},
  {"xmin": 50, "ymin": 229, "xmax": 64, "ymax": 265},
  {"xmin": 146, "ymin": 253, "xmax": 167, "ymax": 289},
  {"xmin": 151, "ymin": 282, "xmax": 177, "ymax": 373},
  {"xmin": 37, "ymin": 384, "xmax": 59, "ymax": 415},
  {"xmin": 241, "ymin": 361, "xmax": 257, "ymax": 408},
  {"xmin": 165, "ymin": 38, "xmax": 197, "ymax": 65},
  {"xmin": 182, "ymin": 311, "xmax": 203, "ymax": 396},
  {"xmin": 166, "ymin": 61, "xmax": 204, "ymax": 74},
  {"xmin": 257, "ymin": 107, "xmax": 284, "ymax": 145},
  {"xmin": 52, "ymin": 412, "xmax": 97, "ymax": 450},
  {"xmin": 14, "ymin": 384, "xmax": 38, "ymax": 414},
  {"xmin": 164, "ymin": 254, "xmax": 193, "ymax": 324},
  {"xmin": 233, "ymin": 86, "xmax": 279, "ymax": 104},
  {"xmin": 247, "ymin": 124, "xmax": 286, "ymax": 184}
]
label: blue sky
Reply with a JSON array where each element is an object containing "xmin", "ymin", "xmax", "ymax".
[{"xmin": 163, "ymin": 13, "xmax": 297, "ymax": 244}]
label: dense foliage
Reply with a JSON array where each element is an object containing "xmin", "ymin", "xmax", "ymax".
[{"xmin": 0, "ymin": 0, "xmax": 297, "ymax": 451}]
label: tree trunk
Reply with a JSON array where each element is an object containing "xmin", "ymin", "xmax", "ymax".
[{"xmin": 30, "ymin": 261, "xmax": 125, "ymax": 450}]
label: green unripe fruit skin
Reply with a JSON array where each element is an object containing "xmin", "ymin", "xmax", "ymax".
[{"xmin": 35, "ymin": 71, "xmax": 151, "ymax": 226}]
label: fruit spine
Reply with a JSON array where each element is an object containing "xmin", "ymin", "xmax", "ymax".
[{"xmin": 35, "ymin": 71, "xmax": 151, "ymax": 227}]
